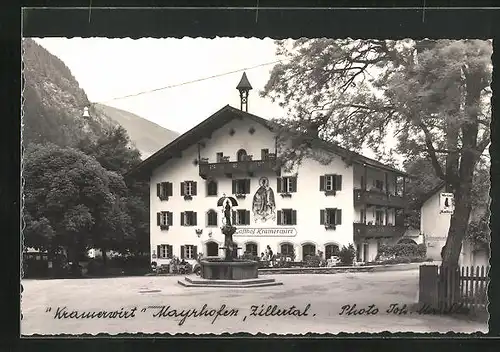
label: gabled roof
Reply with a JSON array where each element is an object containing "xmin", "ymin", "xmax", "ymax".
[
  {"xmin": 417, "ymin": 181, "xmax": 446, "ymax": 208},
  {"xmin": 125, "ymin": 104, "xmax": 408, "ymax": 179}
]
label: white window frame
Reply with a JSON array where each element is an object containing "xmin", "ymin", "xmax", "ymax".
[
  {"xmin": 326, "ymin": 208, "xmax": 336, "ymax": 224},
  {"xmin": 283, "ymin": 177, "xmax": 293, "ymax": 193},
  {"xmin": 184, "ymin": 182, "xmax": 193, "ymax": 196},
  {"xmin": 160, "ymin": 212, "xmax": 168, "ymax": 226},
  {"xmin": 159, "ymin": 245, "xmax": 172, "ymax": 259},
  {"xmin": 207, "ymin": 210, "xmax": 217, "ymax": 226},
  {"xmin": 325, "ymin": 175, "xmax": 334, "ymax": 191},
  {"xmin": 185, "ymin": 245, "xmax": 195, "ymax": 259}
]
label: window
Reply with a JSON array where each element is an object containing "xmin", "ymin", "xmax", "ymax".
[
  {"xmin": 374, "ymin": 180, "xmax": 384, "ymax": 191},
  {"xmin": 233, "ymin": 209, "xmax": 250, "ymax": 225},
  {"xmin": 181, "ymin": 245, "xmax": 197, "ymax": 260},
  {"xmin": 325, "ymin": 244, "xmax": 340, "ymax": 259},
  {"xmin": 181, "ymin": 211, "xmax": 197, "ymax": 226},
  {"xmin": 319, "ymin": 174, "xmax": 342, "ymax": 193},
  {"xmin": 232, "ymin": 179, "xmax": 251, "ymax": 194},
  {"xmin": 237, "ymin": 149, "xmax": 248, "ymax": 161},
  {"xmin": 302, "ymin": 244, "xmax": 316, "ymax": 260},
  {"xmin": 360, "ymin": 209, "xmax": 365, "ymax": 223},
  {"xmin": 320, "ymin": 208, "xmax": 342, "ymax": 226},
  {"xmin": 277, "ymin": 176, "xmax": 297, "ymax": 193},
  {"xmin": 206, "ymin": 180, "xmax": 218, "ymax": 196},
  {"xmin": 261, "ymin": 148, "xmax": 269, "ymax": 160},
  {"xmin": 206, "ymin": 241, "xmax": 219, "ymax": 257},
  {"xmin": 277, "ymin": 209, "xmax": 297, "ymax": 225},
  {"xmin": 245, "ymin": 243, "xmax": 258, "ymax": 256},
  {"xmin": 156, "ymin": 182, "xmax": 173, "ymax": 200},
  {"xmin": 280, "ymin": 243, "xmax": 294, "ymax": 256},
  {"xmin": 180, "ymin": 181, "xmax": 197, "ymax": 196},
  {"xmin": 216, "ymin": 152, "xmax": 224, "ymax": 162},
  {"xmin": 157, "ymin": 244, "xmax": 173, "ymax": 259},
  {"xmin": 157, "ymin": 211, "xmax": 173, "ymax": 227},
  {"xmin": 375, "ymin": 210, "xmax": 385, "ymax": 225},
  {"xmin": 206, "ymin": 209, "xmax": 218, "ymax": 227}
]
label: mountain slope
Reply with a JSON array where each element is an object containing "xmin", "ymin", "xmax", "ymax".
[
  {"xmin": 22, "ymin": 38, "xmax": 113, "ymax": 147},
  {"xmin": 94, "ymin": 104, "xmax": 179, "ymax": 159}
]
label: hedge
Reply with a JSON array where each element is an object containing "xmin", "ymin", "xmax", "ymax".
[{"xmin": 377, "ymin": 243, "xmax": 426, "ymax": 258}]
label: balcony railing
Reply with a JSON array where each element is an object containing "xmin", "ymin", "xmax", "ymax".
[
  {"xmin": 353, "ymin": 189, "xmax": 407, "ymax": 209},
  {"xmin": 199, "ymin": 156, "xmax": 279, "ymax": 178},
  {"xmin": 353, "ymin": 223, "xmax": 406, "ymax": 241}
]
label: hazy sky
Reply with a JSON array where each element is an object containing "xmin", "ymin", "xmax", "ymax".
[{"xmin": 33, "ymin": 37, "xmax": 287, "ymax": 134}]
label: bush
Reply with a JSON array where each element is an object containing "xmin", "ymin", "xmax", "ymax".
[
  {"xmin": 339, "ymin": 244, "xmax": 356, "ymax": 265},
  {"xmin": 378, "ymin": 243, "xmax": 427, "ymax": 259},
  {"xmin": 304, "ymin": 255, "xmax": 321, "ymax": 267}
]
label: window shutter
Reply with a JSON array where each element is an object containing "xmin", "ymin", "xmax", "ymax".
[
  {"xmin": 232, "ymin": 180, "xmax": 237, "ymax": 194},
  {"xmin": 277, "ymin": 178, "xmax": 282, "ymax": 193},
  {"xmin": 157, "ymin": 183, "xmax": 161, "ymax": 197},
  {"xmin": 320, "ymin": 176, "xmax": 325, "ymax": 191},
  {"xmin": 277, "ymin": 210, "xmax": 282, "ymax": 225},
  {"xmin": 180, "ymin": 246, "xmax": 185, "ymax": 259},
  {"xmin": 157, "ymin": 245, "xmax": 161, "ymax": 258},
  {"xmin": 193, "ymin": 246, "xmax": 198, "ymax": 258},
  {"xmin": 167, "ymin": 212, "xmax": 173, "ymax": 226},
  {"xmin": 181, "ymin": 212, "xmax": 185, "ymax": 226},
  {"xmin": 245, "ymin": 210, "xmax": 250, "ymax": 225},
  {"xmin": 192, "ymin": 181, "xmax": 197, "ymax": 195},
  {"xmin": 320, "ymin": 209, "xmax": 325, "ymax": 225},
  {"xmin": 245, "ymin": 179, "xmax": 251, "ymax": 194},
  {"xmin": 336, "ymin": 209, "xmax": 342, "ymax": 225},
  {"xmin": 193, "ymin": 212, "xmax": 197, "ymax": 226},
  {"xmin": 336, "ymin": 175, "xmax": 342, "ymax": 191},
  {"xmin": 292, "ymin": 210, "xmax": 297, "ymax": 225},
  {"xmin": 291, "ymin": 177, "xmax": 297, "ymax": 192},
  {"xmin": 167, "ymin": 245, "xmax": 173, "ymax": 258},
  {"xmin": 167, "ymin": 182, "xmax": 173, "ymax": 196},
  {"xmin": 157, "ymin": 212, "xmax": 161, "ymax": 226},
  {"xmin": 180, "ymin": 182, "xmax": 185, "ymax": 196},
  {"xmin": 232, "ymin": 210, "xmax": 237, "ymax": 225}
]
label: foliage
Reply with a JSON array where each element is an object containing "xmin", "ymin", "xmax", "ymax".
[
  {"xmin": 377, "ymin": 243, "xmax": 427, "ymax": 259},
  {"xmin": 339, "ymin": 244, "xmax": 356, "ymax": 265},
  {"xmin": 262, "ymin": 39, "xmax": 491, "ymax": 265},
  {"xmin": 466, "ymin": 209, "xmax": 491, "ymax": 250},
  {"xmin": 23, "ymin": 143, "xmax": 132, "ymax": 263},
  {"xmin": 304, "ymin": 255, "xmax": 322, "ymax": 267},
  {"xmin": 372, "ymin": 256, "xmax": 433, "ymax": 265}
]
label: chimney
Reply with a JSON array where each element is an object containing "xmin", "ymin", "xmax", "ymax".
[{"xmin": 236, "ymin": 72, "xmax": 253, "ymax": 112}]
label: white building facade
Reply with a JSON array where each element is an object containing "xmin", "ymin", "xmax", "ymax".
[{"xmin": 129, "ymin": 103, "xmax": 409, "ymax": 266}]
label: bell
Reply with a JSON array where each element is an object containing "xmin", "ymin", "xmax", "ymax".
[
  {"xmin": 82, "ymin": 107, "xmax": 90, "ymax": 118},
  {"xmin": 444, "ymin": 197, "xmax": 449, "ymax": 207}
]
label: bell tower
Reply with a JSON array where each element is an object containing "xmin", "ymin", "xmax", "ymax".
[{"xmin": 236, "ymin": 72, "xmax": 253, "ymax": 112}]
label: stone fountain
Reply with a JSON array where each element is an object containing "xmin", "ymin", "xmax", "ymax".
[{"xmin": 178, "ymin": 194, "xmax": 282, "ymax": 288}]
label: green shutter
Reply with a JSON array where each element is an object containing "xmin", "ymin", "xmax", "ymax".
[
  {"xmin": 336, "ymin": 175, "xmax": 342, "ymax": 190},
  {"xmin": 180, "ymin": 245, "xmax": 185, "ymax": 259},
  {"xmin": 167, "ymin": 182, "xmax": 173, "ymax": 196},
  {"xmin": 157, "ymin": 245, "xmax": 161, "ymax": 258},
  {"xmin": 277, "ymin": 178, "xmax": 282, "ymax": 193},
  {"xmin": 320, "ymin": 209, "xmax": 325, "ymax": 225},
  {"xmin": 291, "ymin": 177, "xmax": 297, "ymax": 192},
  {"xmin": 180, "ymin": 182, "xmax": 185, "ymax": 196},
  {"xmin": 192, "ymin": 182, "xmax": 197, "ymax": 195},
  {"xmin": 157, "ymin": 183, "xmax": 161, "ymax": 197},
  {"xmin": 245, "ymin": 210, "xmax": 250, "ymax": 225},
  {"xmin": 336, "ymin": 209, "xmax": 342, "ymax": 225},
  {"xmin": 292, "ymin": 210, "xmax": 297, "ymax": 225},
  {"xmin": 193, "ymin": 212, "xmax": 197, "ymax": 226},
  {"xmin": 277, "ymin": 210, "xmax": 282, "ymax": 225},
  {"xmin": 168, "ymin": 212, "xmax": 173, "ymax": 226},
  {"xmin": 157, "ymin": 212, "xmax": 161, "ymax": 226},
  {"xmin": 232, "ymin": 180, "xmax": 237, "ymax": 194},
  {"xmin": 181, "ymin": 212, "xmax": 185, "ymax": 226},
  {"xmin": 193, "ymin": 246, "xmax": 198, "ymax": 259},
  {"xmin": 167, "ymin": 245, "xmax": 173, "ymax": 258}
]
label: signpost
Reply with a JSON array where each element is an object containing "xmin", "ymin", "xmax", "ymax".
[{"xmin": 439, "ymin": 192, "xmax": 455, "ymax": 214}]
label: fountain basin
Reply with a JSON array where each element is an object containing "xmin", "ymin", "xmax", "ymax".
[{"xmin": 200, "ymin": 259, "xmax": 258, "ymax": 280}]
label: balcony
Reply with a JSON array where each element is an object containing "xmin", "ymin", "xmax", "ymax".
[
  {"xmin": 353, "ymin": 223, "xmax": 406, "ymax": 241},
  {"xmin": 199, "ymin": 155, "xmax": 280, "ymax": 179},
  {"xmin": 353, "ymin": 189, "xmax": 407, "ymax": 209}
]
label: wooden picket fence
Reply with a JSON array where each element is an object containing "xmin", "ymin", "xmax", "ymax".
[{"xmin": 438, "ymin": 265, "xmax": 489, "ymax": 312}]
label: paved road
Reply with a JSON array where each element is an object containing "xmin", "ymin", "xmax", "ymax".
[{"xmin": 21, "ymin": 269, "xmax": 487, "ymax": 335}]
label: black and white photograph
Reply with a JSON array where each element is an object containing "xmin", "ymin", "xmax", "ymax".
[{"xmin": 21, "ymin": 30, "xmax": 491, "ymax": 334}]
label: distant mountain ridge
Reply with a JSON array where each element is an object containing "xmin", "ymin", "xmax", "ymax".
[
  {"xmin": 23, "ymin": 38, "xmax": 178, "ymax": 159},
  {"xmin": 93, "ymin": 104, "xmax": 179, "ymax": 159}
]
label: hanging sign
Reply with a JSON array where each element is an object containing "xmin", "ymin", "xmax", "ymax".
[
  {"xmin": 439, "ymin": 192, "xmax": 454, "ymax": 214},
  {"xmin": 234, "ymin": 228, "xmax": 297, "ymax": 237}
]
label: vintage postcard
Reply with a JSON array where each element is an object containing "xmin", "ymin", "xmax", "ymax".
[{"xmin": 21, "ymin": 20, "xmax": 491, "ymax": 334}]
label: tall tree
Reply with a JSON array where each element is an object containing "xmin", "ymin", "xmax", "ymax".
[{"xmin": 262, "ymin": 39, "xmax": 491, "ymax": 266}]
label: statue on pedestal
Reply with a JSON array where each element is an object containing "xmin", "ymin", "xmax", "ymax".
[{"xmin": 217, "ymin": 194, "xmax": 238, "ymax": 260}]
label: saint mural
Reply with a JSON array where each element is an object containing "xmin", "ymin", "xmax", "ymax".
[{"xmin": 252, "ymin": 177, "xmax": 276, "ymax": 223}]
